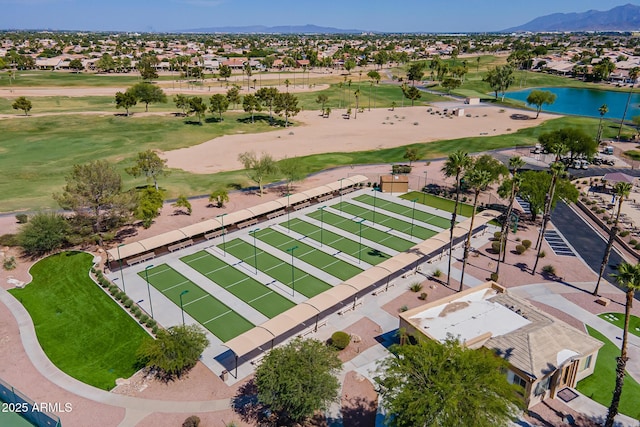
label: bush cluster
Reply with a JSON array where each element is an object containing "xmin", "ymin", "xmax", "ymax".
[
  {"xmin": 330, "ymin": 331, "xmax": 351, "ymax": 350},
  {"xmin": 515, "ymin": 244, "xmax": 526, "ymax": 255}
]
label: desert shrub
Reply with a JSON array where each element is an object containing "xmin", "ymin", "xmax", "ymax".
[
  {"xmin": 15, "ymin": 213, "xmax": 28, "ymax": 224},
  {"xmin": 493, "ymin": 231, "xmax": 502, "ymax": 240},
  {"xmin": 152, "ymin": 325, "xmax": 159, "ymax": 335},
  {"xmin": 542, "ymin": 265, "xmax": 556, "ymax": 275},
  {"xmin": 331, "ymin": 331, "xmax": 351, "ymax": 350},
  {"xmin": 490, "ymin": 272, "xmax": 499, "ymax": 282},
  {"xmin": 399, "ymin": 305, "xmax": 409, "ymax": 312},
  {"xmin": 630, "ymin": 239, "xmax": 638, "ymax": 246},
  {"xmin": 99, "ymin": 278, "xmax": 110, "ymax": 288},
  {"xmin": 538, "ymin": 250, "xmax": 546, "ymax": 258},
  {"xmin": 108, "ymin": 284, "xmax": 118, "ymax": 294},
  {"xmin": 515, "ymin": 244, "xmax": 526, "ymax": 255},
  {"xmin": 139, "ymin": 314, "xmax": 149, "ymax": 324},
  {"xmin": 418, "ymin": 292, "xmax": 428, "ymax": 300},
  {"xmin": 0, "ymin": 234, "xmax": 20, "ymax": 247},
  {"xmin": 115, "ymin": 291, "xmax": 126, "ymax": 301},
  {"xmin": 522, "ymin": 239, "xmax": 532, "ymax": 249},
  {"xmin": 491, "ymin": 241, "xmax": 501, "ymax": 253},
  {"xmin": 635, "ymin": 243, "xmax": 640, "ymax": 250},
  {"xmin": 591, "ymin": 206, "xmax": 598, "ymax": 212},
  {"xmin": 602, "ymin": 215, "xmax": 609, "ymax": 221},
  {"xmin": 582, "ymin": 180, "xmax": 588, "ymax": 184},
  {"xmin": 124, "ymin": 299, "xmax": 133, "ymax": 308},
  {"xmin": 182, "ymin": 416, "xmax": 201, "ymax": 427},
  {"xmin": 145, "ymin": 318, "xmax": 156, "ymax": 328},
  {"xmin": 3, "ymin": 256, "xmax": 16, "ymax": 270},
  {"xmin": 620, "ymin": 230, "xmax": 630, "ymax": 237},
  {"xmin": 409, "ymin": 282, "xmax": 423, "ymax": 292},
  {"xmin": 134, "ymin": 308, "xmax": 143, "ymax": 319},
  {"xmin": 432, "ymin": 269, "xmax": 442, "ymax": 277}
]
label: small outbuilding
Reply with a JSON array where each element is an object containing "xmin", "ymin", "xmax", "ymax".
[
  {"xmin": 380, "ymin": 175, "xmax": 409, "ymax": 193},
  {"xmin": 465, "ymin": 97, "xmax": 480, "ymax": 105}
]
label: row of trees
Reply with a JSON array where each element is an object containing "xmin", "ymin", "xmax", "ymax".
[{"xmin": 115, "ymin": 82, "xmax": 167, "ymax": 116}]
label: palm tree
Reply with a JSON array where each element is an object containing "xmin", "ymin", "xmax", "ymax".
[
  {"xmin": 594, "ymin": 181, "xmax": 633, "ymax": 296},
  {"xmin": 495, "ymin": 156, "xmax": 525, "ymax": 276},
  {"xmin": 459, "ymin": 168, "xmax": 493, "ymax": 291},
  {"xmin": 605, "ymin": 262, "xmax": 640, "ymax": 427},
  {"xmin": 353, "ymin": 89, "xmax": 361, "ymax": 119},
  {"xmin": 597, "ymin": 104, "xmax": 609, "ymax": 143},
  {"xmin": 442, "ymin": 150, "xmax": 472, "ymax": 288},
  {"xmin": 532, "ymin": 161, "xmax": 566, "ymax": 275},
  {"xmin": 617, "ymin": 67, "xmax": 640, "ymax": 140}
]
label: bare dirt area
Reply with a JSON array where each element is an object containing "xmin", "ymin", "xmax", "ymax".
[
  {"xmin": 162, "ymin": 106, "xmax": 555, "ymax": 174},
  {"xmin": 336, "ymin": 317, "xmax": 381, "ymax": 363},
  {"xmin": 340, "ymin": 371, "xmax": 378, "ymax": 427}
]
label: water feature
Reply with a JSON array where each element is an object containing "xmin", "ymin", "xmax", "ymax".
[{"xmin": 505, "ymin": 87, "xmax": 640, "ymax": 121}]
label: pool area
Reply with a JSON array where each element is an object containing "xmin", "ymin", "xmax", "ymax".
[{"xmin": 505, "ymin": 86, "xmax": 640, "ymax": 121}]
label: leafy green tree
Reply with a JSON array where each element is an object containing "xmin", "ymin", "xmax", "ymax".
[
  {"xmin": 518, "ymin": 168, "xmax": 578, "ymax": 222},
  {"xmin": 441, "ymin": 77, "xmax": 461, "ymax": 94},
  {"xmin": 188, "ymin": 96, "xmax": 207, "ymax": 124},
  {"xmin": 137, "ymin": 54, "xmax": 159, "ymax": 81},
  {"xmin": 255, "ymin": 338, "xmax": 341, "ymax": 424},
  {"xmin": 274, "ymin": 92, "xmax": 300, "ymax": 127},
  {"xmin": 238, "ymin": 151, "xmax": 278, "ymax": 196},
  {"xmin": 279, "ymin": 156, "xmax": 305, "ymax": 193},
  {"xmin": 442, "ymin": 150, "xmax": 472, "ymax": 288},
  {"xmin": 526, "ymin": 90, "xmax": 557, "ymax": 119},
  {"xmin": 173, "ymin": 195, "xmax": 192, "ymax": 215},
  {"xmin": 406, "ymin": 62, "xmax": 425, "ymax": 86},
  {"xmin": 125, "ymin": 150, "xmax": 170, "ymax": 191},
  {"xmin": 402, "ymin": 85, "xmax": 421, "ymax": 106},
  {"xmin": 605, "ymin": 262, "xmax": 640, "ymax": 427},
  {"xmin": 377, "ymin": 338, "xmax": 522, "ymax": 427},
  {"xmin": 538, "ymin": 128, "xmax": 597, "ymax": 161},
  {"xmin": 226, "ymin": 85, "xmax": 241, "ymax": 109},
  {"xmin": 256, "ymin": 87, "xmax": 279, "ymax": 125},
  {"xmin": 403, "ymin": 147, "xmax": 419, "ymax": 166},
  {"xmin": 210, "ymin": 94, "xmax": 230, "ymax": 121},
  {"xmin": 137, "ymin": 324, "xmax": 209, "ymax": 379},
  {"xmin": 242, "ymin": 93, "xmax": 261, "ymax": 123},
  {"xmin": 115, "ymin": 89, "xmax": 137, "ymax": 116},
  {"xmin": 315, "ymin": 94, "xmax": 329, "ymax": 117},
  {"xmin": 174, "ymin": 94, "xmax": 190, "ymax": 115},
  {"xmin": 18, "ymin": 212, "xmax": 70, "ymax": 256},
  {"xmin": 95, "ymin": 53, "xmax": 115, "ymax": 72},
  {"xmin": 343, "ymin": 58, "xmax": 356, "ymax": 74},
  {"xmin": 209, "ymin": 189, "xmax": 229, "ymax": 208},
  {"xmin": 12, "ymin": 96, "xmax": 32, "ymax": 116},
  {"xmin": 135, "ymin": 186, "xmax": 164, "ymax": 228},
  {"xmin": 483, "ymin": 65, "xmax": 515, "ymax": 101},
  {"xmin": 218, "ymin": 64, "xmax": 232, "ymax": 80},
  {"xmin": 54, "ymin": 160, "xmax": 132, "ymax": 234},
  {"xmin": 68, "ymin": 58, "xmax": 83, "ymax": 72},
  {"xmin": 594, "ymin": 181, "xmax": 633, "ymax": 296},
  {"xmin": 130, "ymin": 82, "xmax": 167, "ymax": 112}
]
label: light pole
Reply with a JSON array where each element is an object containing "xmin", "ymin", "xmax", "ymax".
[
  {"xmin": 423, "ymin": 170, "xmax": 428, "ymax": 204},
  {"xmin": 249, "ymin": 228, "xmax": 260, "ymax": 274},
  {"xmin": 410, "ymin": 198, "xmax": 418, "ymax": 238},
  {"xmin": 116, "ymin": 243, "xmax": 126, "ymax": 293},
  {"xmin": 339, "ymin": 178, "xmax": 346, "ymax": 212},
  {"xmin": 286, "ymin": 193, "xmax": 292, "ymax": 232},
  {"xmin": 287, "ymin": 245, "xmax": 298, "ymax": 296},
  {"xmin": 216, "ymin": 213, "xmax": 228, "ymax": 256},
  {"xmin": 372, "ymin": 187, "xmax": 377, "ymax": 225},
  {"xmin": 355, "ymin": 218, "xmax": 365, "ymax": 263},
  {"xmin": 144, "ymin": 265, "xmax": 155, "ymax": 319},
  {"xmin": 318, "ymin": 206, "xmax": 326, "ymax": 247},
  {"xmin": 179, "ymin": 290, "xmax": 189, "ymax": 326}
]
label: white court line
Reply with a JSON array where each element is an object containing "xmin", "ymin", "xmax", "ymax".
[
  {"xmin": 183, "ymin": 294, "xmax": 209, "ymax": 307},
  {"xmin": 163, "ymin": 280, "xmax": 191, "ymax": 292},
  {"xmin": 247, "ymin": 291, "xmax": 275, "ymax": 304},
  {"xmin": 203, "ymin": 310, "xmax": 232, "ymax": 324}
]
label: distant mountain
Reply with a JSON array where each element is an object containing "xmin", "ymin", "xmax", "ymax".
[
  {"xmin": 178, "ymin": 24, "xmax": 365, "ymax": 34},
  {"xmin": 503, "ymin": 3, "xmax": 640, "ymax": 32}
]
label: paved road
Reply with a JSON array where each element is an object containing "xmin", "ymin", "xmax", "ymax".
[{"xmin": 551, "ymin": 202, "xmax": 624, "ymax": 287}]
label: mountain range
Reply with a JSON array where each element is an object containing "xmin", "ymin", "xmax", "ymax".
[
  {"xmin": 503, "ymin": 3, "xmax": 640, "ymax": 32},
  {"xmin": 178, "ymin": 24, "xmax": 364, "ymax": 34}
]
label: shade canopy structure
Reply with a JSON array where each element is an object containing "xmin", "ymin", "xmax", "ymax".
[
  {"xmin": 223, "ymin": 210, "xmax": 501, "ymax": 358},
  {"xmin": 602, "ymin": 172, "xmax": 636, "ymax": 184}
]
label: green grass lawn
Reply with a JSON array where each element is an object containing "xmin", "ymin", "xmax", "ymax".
[
  {"xmin": 598, "ymin": 313, "xmax": 640, "ymax": 338},
  {"xmin": 354, "ymin": 194, "xmax": 452, "ymax": 228},
  {"xmin": 0, "ymin": 95, "xmax": 180, "ymax": 115},
  {"xmin": 284, "ymin": 217, "xmax": 392, "ymax": 265},
  {"xmin": 139, "ymin": 264, "xmax": 253, "ymax": 341},
  {"xmin": 221, "ymin": 238, "xmax": 331, "ymax": 298},
  {"xmin": 576, "ymin": 326, "xmax": 640, "ymax": 420},
  {"xmin": 180, "ymin": 250, "xmax": 295, "ymax": 318},
  {"xmin": 8, "ymin": 252, "xmax": 151, "ymax": 390},
  {"xmin": 400, "ymin": 192, "xmax": 475, "ymax": 217}
]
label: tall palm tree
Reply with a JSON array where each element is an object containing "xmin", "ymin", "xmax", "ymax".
[
  {"xmin": 617, "ymin": 67, "xmax": 640, "ymax": 140},
  {"xmin": 532, "ymin": 161, "xmax": 566, "ymax": 275},
  {"xmin": 597, "ymin": 104, "xmax": 609, "ymax": 143},
  {"xmin": 442, "ymin": 150, "xmax": 472, "ymax": 288},
  {"xmin": 496, "ymin": 156, "xmax": 525, "ymax": 276},
  {"xmin": 594, "ymin": 181, "xmax": 633, "ymax": 296},
  {"xmin": 354, "ymin": 89, "xmax": 361, "ymax": 119},
  {"xmin": 459, "ymin": 168, "xmax": 493, "ymax": 290},
  {"xmin": 605, "ymin": 262, "xmax": 640, "ymax": 427}
]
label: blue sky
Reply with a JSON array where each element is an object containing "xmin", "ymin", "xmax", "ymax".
[{"xmin": 0, "ymin": 0, "xmax": 635, "ymax": 33}]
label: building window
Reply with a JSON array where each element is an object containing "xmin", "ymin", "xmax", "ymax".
[
  {"xmin": 582, "ymin": 355, "xmax": 593, "ymax": 371},
  {"xmin": 507, "ymin": 371, "xmax": 527, "ymax": 391}
]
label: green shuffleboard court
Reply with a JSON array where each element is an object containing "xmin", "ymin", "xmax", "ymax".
[
  {"xmin": 180, "ymin": 250, "xmax": 295, "ymax": 318},
  {"xmin": 331, "ymin": 201, "xmax": 437, "ymax": 241},
  {"xmin": 354, "ymin": 194, "xmax": 453, "ymax": 229},
  {"xmin": 254, "ymin": 227, "xmax": 363, "ymax": 280},
  {"xmin": 222, "ymin": 238, "xmax": 332, "ymax": 298},
  {"xmin": 306, "ymin": 209, "xmax": 414, "ymax": 252},
  {"xmin": 284, "ymin": 217, "xmax": 392, "ymax": 265},
  {"xmin": 139, "ymin": 264, "xmax": 253, "ymax": 341}
]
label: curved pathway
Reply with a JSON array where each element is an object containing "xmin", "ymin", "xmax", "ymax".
[{"xmin": 0, "ymin": 287, "xmax": 232, "ymax": 426}]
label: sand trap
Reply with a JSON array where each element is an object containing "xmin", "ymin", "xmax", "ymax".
[{"xmin": 163, "ymin": 105, "xmax": 557, "ymax": 174}]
